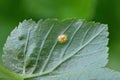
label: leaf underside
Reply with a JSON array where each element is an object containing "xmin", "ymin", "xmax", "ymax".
[{"xmin": 2, "ymin": 19, "xmax": 120, "ymax": 80}]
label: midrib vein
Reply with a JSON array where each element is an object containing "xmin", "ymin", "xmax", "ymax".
[{"xmin": 24, "ymin": 22, "xmax": 106, "ymax": 79}]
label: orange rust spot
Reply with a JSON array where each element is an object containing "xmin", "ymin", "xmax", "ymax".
[{"xmin": 58, "ymin": 34, "xmax": 67, "ymax": 43}]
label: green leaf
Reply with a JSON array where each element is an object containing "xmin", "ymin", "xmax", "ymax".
[
  {"xmin": 0, "ymin": 65, "xmax": 22, "ymax": 80},
  {"xmin": 2, "ymin": 19, "xmax": 120, "ymax": 80},
  {"xmin": 36, "ymin": 68, "xmax": 120, "ymax": 80}
]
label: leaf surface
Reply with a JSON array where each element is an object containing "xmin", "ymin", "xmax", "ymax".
[{"xmin": 2, "ymin": 19, "xmax": 120, "ymax": 80}]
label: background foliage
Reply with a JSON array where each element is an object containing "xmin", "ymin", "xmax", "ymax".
[{"xmin": 0, "ymin": 0, "xmax": 120, "ymax": 71}]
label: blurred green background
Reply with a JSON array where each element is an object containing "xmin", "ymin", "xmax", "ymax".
[{"xmin": 0, "ymin": 0, "xmax": 120, "ymax": 71}]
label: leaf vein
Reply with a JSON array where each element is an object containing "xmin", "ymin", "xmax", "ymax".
[
  {"xmin": 60, "ymin": 21, "xmax": 84, "ymax": 58},
  {"xmin": 23, "ymin": 28, "xmax": 31, "ymax": 75},
  {"xmin": 31, "ymin": 23, "xmax": 55, "ymax": 73},
  {"xmin": 40, "ymin": 21, "xmax": 74, "ymax": 72},
  {"xmin": 50, "ymin": 26, "xmax": 105, "ymax": 71}
]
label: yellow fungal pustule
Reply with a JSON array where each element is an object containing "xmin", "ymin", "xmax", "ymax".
[{"xmin": 58, "ymin": 34, "xmax": 67, "ymax": 43}]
